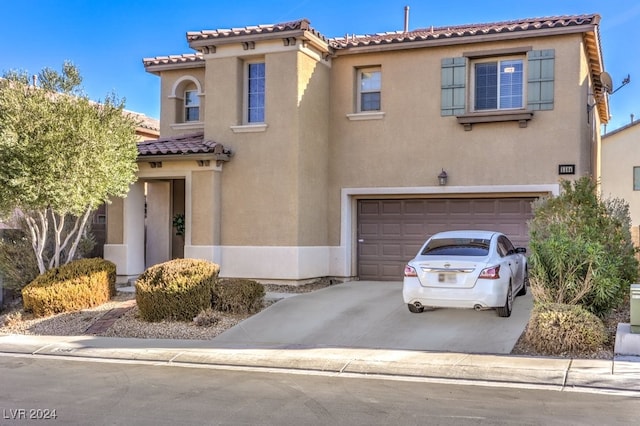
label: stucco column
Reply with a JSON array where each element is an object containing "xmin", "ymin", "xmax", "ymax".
[
  {"xmin": 104, "ymin": 181, "xmax": 145, "ymax": 276},
  {"xmin": 184, "ymin": 169, "xmax": 222, "ymax": 264}
]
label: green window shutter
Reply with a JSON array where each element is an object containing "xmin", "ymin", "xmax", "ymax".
[
  {"xmin": 441, "ymin": 57, "xmax": 466, "ymax": 116},
  {"xmin": 527, "ymin": 49, "xmax": 555, "ymax": 110}
]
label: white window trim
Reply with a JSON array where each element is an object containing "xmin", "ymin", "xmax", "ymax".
[
  {"xmin": 171, "ymin": 122, "xmax": 204, "ymax": 131},
  {"xmin": 244, "ymin": 60, "xmax": 266, "ymax": 125},
  {"xmin": 184, "ymin": 89, "xmax": 200, "ymax": 122},
  {"xmin": 470, "ymin": 56, "xmax": 526, "ymax": 112},
  {"xmin": 170, "ymin": 75, "xmax": 203, "ymax": 98},
  {"xmin": 346, "ymin": 111, "xmax": 385, "ymax": 121},
  {"xmin": 230, "ymin": 123, "xmax": 268, "ymax": 133},
  {"xmin": 356, "ymin": 67, "xmax": 382, "ymax": 113}
]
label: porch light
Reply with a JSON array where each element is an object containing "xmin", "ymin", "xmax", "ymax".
[{"xmin": 438, "ymin": 169, "xmax": 448, "ymax": 186}]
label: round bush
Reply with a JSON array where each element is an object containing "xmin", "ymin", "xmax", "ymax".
[
  {"xmin": 21, "ymin": 258, "xmax": 116, "ymax": 318},
  {"xmin": 525, "ymin": 303, "xmax": 607, "ymax": 355},
  {"xmin": 135, "ymin": 259, "xmax": 220, "ymax": 322},
  {"xmin": 213, "ymin": 278, "xmax": 265, "ymax": 314}
]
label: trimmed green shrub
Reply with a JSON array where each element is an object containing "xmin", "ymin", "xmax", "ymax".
[
  {"xmin": 22, "ymin": 258, "xmax": 116, "ymax": 318},
  {"xmin": 213, "ymin": 278, "xmax": 265, "ymax": 314},
  {"xmin": 525, "ymin": 303, "xmax": 607, "ymax": 355},
  {"xmin": 528, "ymin": 177, "xmax": 639, "ymax": 317},
  {"xmin": 135, "ymin": 258, "xmax": 220, "ymax": 322},
  {"xmin": 0, "ymin": 229, "xmax": 39, "ymax": 292}
]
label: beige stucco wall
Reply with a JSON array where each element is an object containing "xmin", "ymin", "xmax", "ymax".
[
  {"xmin": 199, "ymin": 46, "xmax": 330, "ymax": 247},
  {"xmin": 191, "ymin": 170, "xmax": 218, "ymax": 246},
  {"xmin": 158, "ymin": 68, "xmax": 206, "ymax": 137},
  {"xmin": 602, "ymin": 122, "xmax": 640, "ymax": 226},
  {"xmin": 106, "ymin": 197, "xmax": 124, "ymax": 245}
]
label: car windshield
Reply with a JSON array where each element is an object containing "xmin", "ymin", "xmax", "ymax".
[{"xmin": 421, "ymin": 237, "xmax": 490, "ymax": 256}]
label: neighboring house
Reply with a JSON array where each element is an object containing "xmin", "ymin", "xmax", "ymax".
[
  {"xmin": 104, "ymin": 14, "xmax": 610, "ymax": 281},
  {"xmin": 601, "ymin": 118, "xmax": 640, "ymax": 246}
]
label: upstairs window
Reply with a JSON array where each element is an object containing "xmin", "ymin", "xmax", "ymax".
[
  {"xmin": 441, "ymin": 49, "xmax": 555, "ymax": 118},
  {"xmin": 357, "ymin": 67, "xmax": 381, "ymax": 112},
  {"xmin": 184, "ymin": 90, "xmax": 200, "ymax": 122},
  {"xmin": 634, "ymin": 167, "xmax": 640, "ymax": 190},
  {"xmin": 247, "ymin": 62, "xmax": 265, "ymax": 123},
  {"xmin": 474, "ymin": 59, "xmax": 523, "ymax": 111}
]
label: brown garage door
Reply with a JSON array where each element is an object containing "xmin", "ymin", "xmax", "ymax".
[{"xmin": 357, "ymin": 198, "xmax": 535, "ymax": 281}]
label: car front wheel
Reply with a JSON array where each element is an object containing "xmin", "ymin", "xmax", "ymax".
[{"xmin": 496, "ymin": 284, "xmax": 513, "ymax": 317}]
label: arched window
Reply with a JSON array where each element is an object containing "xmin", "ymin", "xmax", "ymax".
[{"xmin": 170, "ymin": 76, "xmax": 203, "ymax": 124}]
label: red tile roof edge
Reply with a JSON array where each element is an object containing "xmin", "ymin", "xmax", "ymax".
[{"xmin": 137, "ymin": 132, "xmax": 230, "ymax": 157}]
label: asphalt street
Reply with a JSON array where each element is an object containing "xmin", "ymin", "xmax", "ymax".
[{"xmin": 0, "ymin": 356, "xmax": 637, "ymax": 426}]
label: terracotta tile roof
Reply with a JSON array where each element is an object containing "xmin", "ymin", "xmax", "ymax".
[
  {"xmin": 142, "ymin": 53, "xmax": 204, "ymax": 68},
  {"xmin": 329, "ymin": 14, "xmax": 599, "ymax": 48},
  {"xmin": 186, "ymin": 18, "xmax": 328, "ymax": 43},
  {"xmin": 137, "ymin": 132, "xmax": 231, "ymax": 157}
]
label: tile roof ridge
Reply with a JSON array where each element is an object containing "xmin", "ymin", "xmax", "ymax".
[
  {"xmin": 329, "ymin": 13, "xmax": 600, "ymax": 48},
  {"xmin": 142, "ymin": 52, "xmax": 204, "ymax": 65},
  {"xmin": 411, "ymin": 13, "xmax": 598, "ymax": 32},
  {"xmin": 186, "ymin": 18, "xmax": 329, "ymax": 42}
]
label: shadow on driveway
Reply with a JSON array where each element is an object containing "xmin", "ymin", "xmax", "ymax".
[{"xmin": 207, "ymin": 281, "xmax": 533, "ymax": 354}]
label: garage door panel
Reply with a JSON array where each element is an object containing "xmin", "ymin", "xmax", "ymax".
[
  {"xmin": 382, "ymin": 223, "xmax": 401, "ymax": 235},
  {"xmin": 381, "ymin": 264, "xmax": 403, "ymax": 280},
  {"xmin": 381, "ymin": 243, "xmax": 402, "ymax": 257},
  {"xmin": 449, "ymin": 200, "xmax": 474, "ymax": 214},
  {"xmin": 358, "ymin": 198, "xmax": 535, "ymax": 281},
  {"xmin": 403, "ymin": 223, "xmax": 425, "ymax": 237},
  {"xmin": 359, "ymin": 243, "xmax": 379, "ymax": 256},
  {"xmin": 359, "ymin": 223, "xmax": 379, "ymax": 237},
  {"xmin": 425, "ymin": 200, "xmax": 448, "ymax": 214},
  {"xmin": 498, "ymin": 199, "xmax": 528, "ymax": 214},
  {"xmin": 473, "ymin": 200, "xmax": 499, "ymax": 214},
  {"xmin": 359, "ymin": 201, "xmax": 380, "ymax": 215},
  {"xmin": 405, "ymin": 200, "xmax": 427, "ymax": 214},
  {"xmin": 381, "ymin": 201, "xmax": 402, "ymax": 215}
]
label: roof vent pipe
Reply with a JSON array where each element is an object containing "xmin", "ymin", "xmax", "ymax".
[
  {"xmin": 404, "ymin": 6, "xmax": 410, "ymax": 33},
  {"xmin": 632, "ymin": 113, "xmax": 635, "ymax": 123}
]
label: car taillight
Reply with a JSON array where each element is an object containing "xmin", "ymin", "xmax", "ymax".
[
  {"xmin": 404, "ymin": 265, "xmax": 417, "ymax": 277},
  {"xmin": 479, "ymin": 265, "xmax": 500, "ymax": 279}
]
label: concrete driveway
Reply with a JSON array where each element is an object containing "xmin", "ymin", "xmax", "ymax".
[{"xmin": 210, "ymin": 281, "xmax": 533, "ymax": 354}]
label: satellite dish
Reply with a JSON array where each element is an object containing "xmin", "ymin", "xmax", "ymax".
[{"xmin": 600, "ymin": 72, "xmax": 613, "ymax": 94}]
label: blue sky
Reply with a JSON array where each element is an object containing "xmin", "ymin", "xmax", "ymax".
[{"xmin": 1, "ymin": 0, "xmax": 639, "ymax": 132}]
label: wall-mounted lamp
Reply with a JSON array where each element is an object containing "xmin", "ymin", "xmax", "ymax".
[{"xmin": 438, "ymin": 169, "xmax": 448, "ymax": 186}]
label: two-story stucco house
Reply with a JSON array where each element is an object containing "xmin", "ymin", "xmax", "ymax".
[{"xmin": 104, "ymin": 14, "xmax": 610, "ymax": 281}]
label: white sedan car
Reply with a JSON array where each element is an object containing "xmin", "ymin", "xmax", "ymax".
[{"xmin": 402, "ymin": 230, "xmax": 528, "ymax": 317}]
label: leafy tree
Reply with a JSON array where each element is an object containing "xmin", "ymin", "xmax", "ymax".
[
  {"xmin": 0, "ymin": 62, "xmax": 139, "ymax": 274},
  {"xmin": 528, "ymin": 177, "xmax": 638, "ymax": 316}
]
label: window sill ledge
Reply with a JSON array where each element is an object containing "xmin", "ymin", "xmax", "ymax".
[
  {"xmin": 346, "ymin": 111, "xmax": 386, "ymax": 121},
  {"xmin": 230, "ymin": 124, "xmax": 268, "ymax": 133},
  {"xmin": 170, "ymin": 121, "xmax": 205, "ymax": 131},
  {"xmin": 456, "ymin": 110, "xmax": 534, "ymax": 130}
]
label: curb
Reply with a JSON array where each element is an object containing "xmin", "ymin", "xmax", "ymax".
[{"xmin": 1, "ymin": 334, "xmax": 639, "ymax": 395}]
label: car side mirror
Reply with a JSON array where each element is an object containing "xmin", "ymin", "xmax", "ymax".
[{"xmin": 515, "ymin": 247, "xmax": 527, "ymax": 254}]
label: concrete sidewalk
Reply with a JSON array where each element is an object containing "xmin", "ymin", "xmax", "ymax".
[{"xmin": 1, "ymin": 333, "xmax": 640, "ymax": 395}]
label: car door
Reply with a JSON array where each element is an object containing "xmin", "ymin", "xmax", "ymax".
[{"xmin": 498, "ymin": 236, "xmax": 523, "ymax": 287}]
